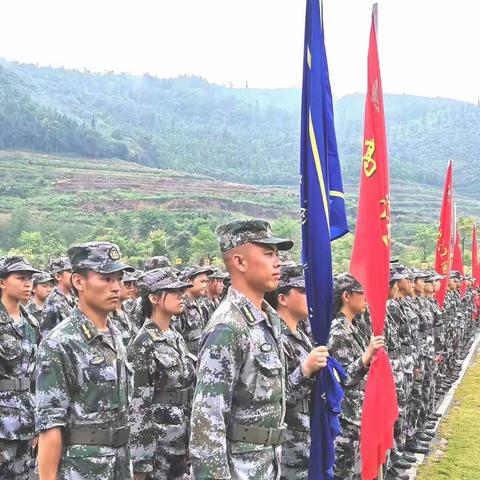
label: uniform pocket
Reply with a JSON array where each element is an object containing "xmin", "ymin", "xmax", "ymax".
[
  {"xmin": 82, "ymin": 365, "xmax": 119, "ymax": 412},
  {"xmin": 253, "ymin": 352, "xmax": 283, "ymax": 403},
  {"xmin": 63, "ymin": 446, "xmax": 116, "ymax": 480}
]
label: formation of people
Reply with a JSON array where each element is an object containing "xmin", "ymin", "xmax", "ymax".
[{"xmin": 0, "ymin": 217, "xmax": 478, "ymax": 480}]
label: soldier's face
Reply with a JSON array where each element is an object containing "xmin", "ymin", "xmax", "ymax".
[
  {"xmin": 56, "ymin": 270, "xmax": 72, "ymax": 289},
  {"xmin": 424, "ymin": 282, "xmax": 434, "ymax": 294},
  {"xmin": 414, "ymin": 278, "xmax": 425, "ymax": 294},
  {"xmin": 345, "ymin": 291, "xmax": 366, "ymax": 314},
  {"xmin": 189, "ymin": 273, "xmax": 209, "ymax": 298},
  {"xmin": 397, "ymin": 278, "xmax": 411, "ymax": 295},
  {"xmin": 0, "ymin": 272, "xmax": 33, "ymax": 303},
  {"xmin": 74, "ymin": 271, "xmax": 123, "ymax": 313},
  {"xmin": 120, "ymin": 280, "xmax": 134, "ymax": 301},
  {"xmin": 34, "ymin": 281, "xmax": 54, "ymax": 302},
  {"xmin": 163, "ymin": 289, "xmax": 186, "ymax": 315},
  {"xmin": 434, "ymin": 280, "xmax": 441, "ymax": 292},
  {"xmin": 242, "ymin": 244, "xmax": 281, "ymax": 292},
  {"xmin": 284, "ymin": 287, "xmax": 308, "ymax": 319},
  {"xmin": 216, "ymin": 280, "xmax": 225, "ymax": 296}
]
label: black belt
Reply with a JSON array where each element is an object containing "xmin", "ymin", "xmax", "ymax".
[
  {"xmin": 227, "ymin": 421, "xmax": 286, "ymax": 446},
  {"xmin": 153, "ymin": 388, "xmax": 192, "ymax": 405},
  {"xmin": 65, "ymin": 426, "xmax": 130, "ymax": 447},
  {"xmin": 0, "ymin": 377, "xmax": 30, "ymax": 392}
]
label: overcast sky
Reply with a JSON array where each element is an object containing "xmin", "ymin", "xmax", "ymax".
[{"xmin": 1, "ymin": 0, "xmax": 479, "ymax": 103}]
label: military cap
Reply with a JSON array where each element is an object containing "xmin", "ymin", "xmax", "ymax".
[
  {"xmin": 425, "ymin": 270, "xmax": 444, "ymax": 282},
  {"xmin": 278, "ymin": 251, "xmax": 297, "ymax": 267},
  {"xmin": 67, "ymin": 242, "xmax": 134, "ymax": 274},
  {"xmin": 449, "ymin": 270, "xmax": 461, "ymax": 280},
  {"xmin": 140, "ymin": 268, "xmax": 193, "ymax": 294},
  {"xmin": 215, "ymin": 219, "xmax": 293, "ymax": 253},
  {"xmin": 389, "ymin": 265, "xmax": 410, "ymax": 282},
  {"xmin": 208, "ymin": 266, "xmax": 230, "ymax": 280},
  {"xmin": 179, "ymin": 265, "xmax": 214, "ymax": 282},
  {"xmin": 122, "ymin": 271, "xmax": 137, "ymax": 283},
  {"xmin": 333, "ymin": 273, "xmax": 364, "ymax": 296},
  {"xmin": 410, "ymin": 267, "xmax": 431, "ymax": 280},
  {"xmin": 48, "ymin": 256, "xmax": 72, "ymax": 274},
  {"xmin": 32, "ymin": 271, "xmax": 54, "ymax": 286},
  {"xmin": 278, "ymin": 264, "xmax": 305, "ymax": 289},
  {"xmin": 0, "ymin": 256, "xmax": 41, "ymax": 277},
  {"xmin": 144, "ymin": 256, "xmax": 172, "ymax": 271},
  {"xmin": 391, "ymin": 264, "xmax": 413, "ymax": 279}
]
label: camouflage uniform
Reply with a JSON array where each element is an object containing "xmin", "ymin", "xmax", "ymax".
[
  {"xmin": 0, "ymin": 256, "xmax": 41, "ymax": 478},
  {"xmin": 35, "ymin": 242, "xmax": 135, "ymax": 480},
  {"xmin": 40, "ymin": 287, "xmax": 76, "ymax": 338},
  {"xmin": 127, "ymin": 267, "xmax": 196, "ymax": 479},
  {"xmin": 110, "ymin": 308, "xmax": 137, "ymax": 348},
  {"xmin": 190, "ymin": 219, "xmax": 293, "ymax": 480},
  {"xmin": 128, "ymin": 320, "xmax": 196, "ymax": 479},
  {"xmin": 280, "ymin": 321, "xmax": 314, "ymax": 480},
  {"xmin": 25, "ymin": 271, "xmax": 54, "ymax": 324},
  {"xmin": 328, "ymin": 311, "xmax": 369, "ymax": 480}
]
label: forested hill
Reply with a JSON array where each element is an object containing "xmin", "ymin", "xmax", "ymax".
[{"xmin": 1, "ymin": 58, "xmax": 479, "ymax": 194}]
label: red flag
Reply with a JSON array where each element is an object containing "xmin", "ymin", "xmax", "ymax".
[
  {"xmin": 349, "ymin": 5, "xmax": 398, "ymax": 479},
  {"xmin": 452, "ymin": 221, "xmax": 466, "ymax": 296},
  {"xmin": 434, "ymin": 161, "xmax": 453, "ymax": 307},
  {"xmin": 473, "ymin": 224, "xmax": 479, "ymax": 288}
]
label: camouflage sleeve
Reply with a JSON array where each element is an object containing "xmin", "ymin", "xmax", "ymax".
[
  {"xmin": 286, "ymin": 361, "xmax": 315, "ymax": 403},
  {"xmin": 190, "ymin": 323, "xmax": 242, "ymax": 479},
  {"xmin": 127, "ymin": 338, "xmax": 157, "ymax": 474},
  {"xmin": 40, "ymin": 304, "xmax": 61, "ymax": 337},
  {"xmin": 171, "ymin": 313, "xmax": 185, "ymax": 334},
  {"xmin": 328, "ymin": 328, "xmax": 368, "ymax": 388},
  {"xmin": 35, "ymin": 338, "xmax": 73, "ymax": 432}
]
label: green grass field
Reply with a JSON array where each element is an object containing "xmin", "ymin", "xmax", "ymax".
[{"xmin": 417, "ymin": 349, "xmax": 480, "ymax": 480}]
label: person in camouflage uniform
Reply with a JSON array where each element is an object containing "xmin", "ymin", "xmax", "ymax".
[
  {"xmin": 384, "ymin": 267, "xmax": 411, "ymax": 479},
  {"xmin": 128, "ymin": 268, "xmax": 196, "ymax": 480},
  {"xmin": 0, "ymin": 256, "xmax": 41, "ymax": 478},
  {"xmin": 110, "ymin": 271, "xmax": 138, "ymax": 347},
  {"xmin": 190, "ymin": 219, "xmax": 293, "ymax": 480},
  {"xmin": 203, "ymin": 267, "xmax": 229, "ymax": 320},
  {"xmin": 40, "ymin": 257, "xmax": 76, "ymax": 338},
  {"xmin": 35, "ymin": 242, "xmax": 135, "ymax": 480},
  {"xmin": 25, "ymin": 272, "xmax": 54, "ymax": 324},
  {"xmin": 172, "ymin": 265, "xmax": 213, "ymax": 357},
  {"xmin": 264, "ymin": 264, "xmax": 328, "ymax": 480},
  {"xmin": 129, "ymin": 257, "xmax": 173, "ymax": 331},
  {"xmin": 328, "ymin": 273, "xmax": 384, "ymax": 480},
  {"xmin": 123, "ymin": 270, "xmax": 143, "ymax": 319}
]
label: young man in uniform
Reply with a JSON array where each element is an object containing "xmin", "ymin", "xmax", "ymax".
[
  {"xmin": 190, "ymin": 219, "xmax": 293, "ymax": 479},
  {"xmin": 35, "ymin": 242, "xmax": 135, "ymax": 480}
]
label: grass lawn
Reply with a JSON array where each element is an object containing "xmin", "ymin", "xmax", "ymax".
[{"xmin": 416, "ymin": 350, "xmax": 480, "ymax": 480}]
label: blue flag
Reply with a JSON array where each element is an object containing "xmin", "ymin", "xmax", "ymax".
[{"xmin": 299, "ymin": 1, "xmax": 349, "ymax": 479}]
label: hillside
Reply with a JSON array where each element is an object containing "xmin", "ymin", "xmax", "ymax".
[{"xmin": 1, "ymin": 59, "xmax": 479, "ymax": 193}]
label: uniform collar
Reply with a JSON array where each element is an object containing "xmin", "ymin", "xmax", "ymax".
[
  {"xmin": 144, "ymin": 318, "xmax": 173, "ymax": 342},
  {"xmin": 0, "ymin": 301, "xmax": 13, "ymax": 324},
  {"xmin": 227, "ymin": 287, "xmax": 274, "ymax": 326},
  {"xmin": 71, "ymin": 307, "xmax": 111, "ymax": 344}
]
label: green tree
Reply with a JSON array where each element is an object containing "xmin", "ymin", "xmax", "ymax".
[
  {"xmin": 190, "ymin": 226, "xmax": 219, "ymax": 262},
  {"xmin": 413, "ymin": 225, "xmax": 437, "ymax": 263}
]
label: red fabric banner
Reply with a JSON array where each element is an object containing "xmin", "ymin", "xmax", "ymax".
[
  {"xmin": 434, "ymin": 161, "xmax": 453, "ymax": 307},
  {"xmin": 473, "ymin": 224, "xmax": 479, "ymax": 288},
  {"xmin": 452, "ymin": 223, "xmax": 466, "ymax": 296},
  {"xmin": 349, "ymin": 5, "xmax": 398, "ymax": 479}
]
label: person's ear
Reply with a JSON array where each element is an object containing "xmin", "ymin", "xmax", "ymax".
[
  {"xmin": 278, "ymin": 293, "xmax": 288, "ymax": 308},
  {"xmin": 71, "ymin": 273, "xmax": 85, "ymax": 293},
  {"xmin": 342, "ymin": 291, "xmax": 349, "ymax": 303},
  {"xmin": 231, "ymin": 253, "xmax": 247, "ymax": 273}
]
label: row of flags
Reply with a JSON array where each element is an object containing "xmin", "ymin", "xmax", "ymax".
[{"xmin": 299, "ymin": 1, "xmax": 479, "ymax": 480}]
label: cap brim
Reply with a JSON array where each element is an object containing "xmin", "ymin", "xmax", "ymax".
[
  {"xmin": 90, "ymin": 262, "xmax": 135, "ymax": 274},
  {"xmin": 254, "ymin": 237, "xmax": 294, "ymax": 251},
  {"xmin": 161, "ymin": 280, "xmax": 193, "ymax": 290},
  {"xmin": 13, "ymin": 267, "xmax": 43, "ymax": 275}
]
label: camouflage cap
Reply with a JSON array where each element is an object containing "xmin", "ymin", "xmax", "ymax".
[
  {"xmin": 208, "ymin": 266, "xmax": 230, "ymax": 280},
  {"xmin": 48, "ymin": 256, "xmax": 72, "ymax": 274},
  {"xmin": 32, "ymin": 271, "xmax": 54, "ymax": 286},
  {"xmin": 144, "ymin": 256, "xmax": 172, "ymax": 271},
  {"xmin": 333, "ymin": 273, "xmax": 364, "ymax": 296},
  {"xmin": 179, "ymin": 265, "xmax": 214, "ymax": 282},
  {"xmin": 391, "ymin": 264, "xmax": 413, "ymax": 280},
  {"xmin": 0, "ymin": 256, "xmax": 41, "ymax": 277},
  {"xmin": 449, "ymin": 270, "xmax": 461, "ymax": 280},
  {"xmin": 389, "ymin": 265, "xmax": 410, "ymax": 282},
  {"xmin": 278, "ymin": 251, "xmax": 297, "ymax": 267},
  {"xmin": 425, "ymin": 270, "xmax": 444, "ymax": 282},
  {"xmin": 122, "ymin": 271, "xmax": 137, "ymax": 283},
  {"xmin": 215, "ymin": 219, "xmax": 293, "ymax": 253},
  {"xmin": 67, "ymin": 242, "xmax": 134, "ymax": 274},
  {"xmin": 410, "ymin": 267, "xmax": 431, "ymax": 280},
  {"xmin": 131, "ymin": 269, "xmax": 145, "ymax": 280},
  {"xmin": 278, "ymin": 264, "xmax": 305, "ymax": 289},
  {"xmin": 140, "ymin": 267, "xmax": 193, "ymax": 294}
]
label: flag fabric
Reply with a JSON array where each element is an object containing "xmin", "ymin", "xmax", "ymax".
[
  {"xmin": 452, "ymin": 215, "xmax": 466, "ymax": 296},
  {"xmin": 300, "ymin": 0, "xmax": 349, "ymax": 478},
  {"xmin": 434, "ymin": 161, "xmax": 454, "ymax": 307},
  {"xmin": 349, "ymin": 5, "xmax": 398, "ymax": 479},
  {"xmin": 473, "ymin": 224, "xmax": 479, "ymax": 288}
]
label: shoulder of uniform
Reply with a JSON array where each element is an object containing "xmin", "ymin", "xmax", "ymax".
[{"xmin": 204, "ymin": 299, "xmax": 247, "ymax": 336}]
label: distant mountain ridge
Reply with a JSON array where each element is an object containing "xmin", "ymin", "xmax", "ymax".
[{"xmin": 0, "ymin": 58, "xmax": 479, "ymax": 196}]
